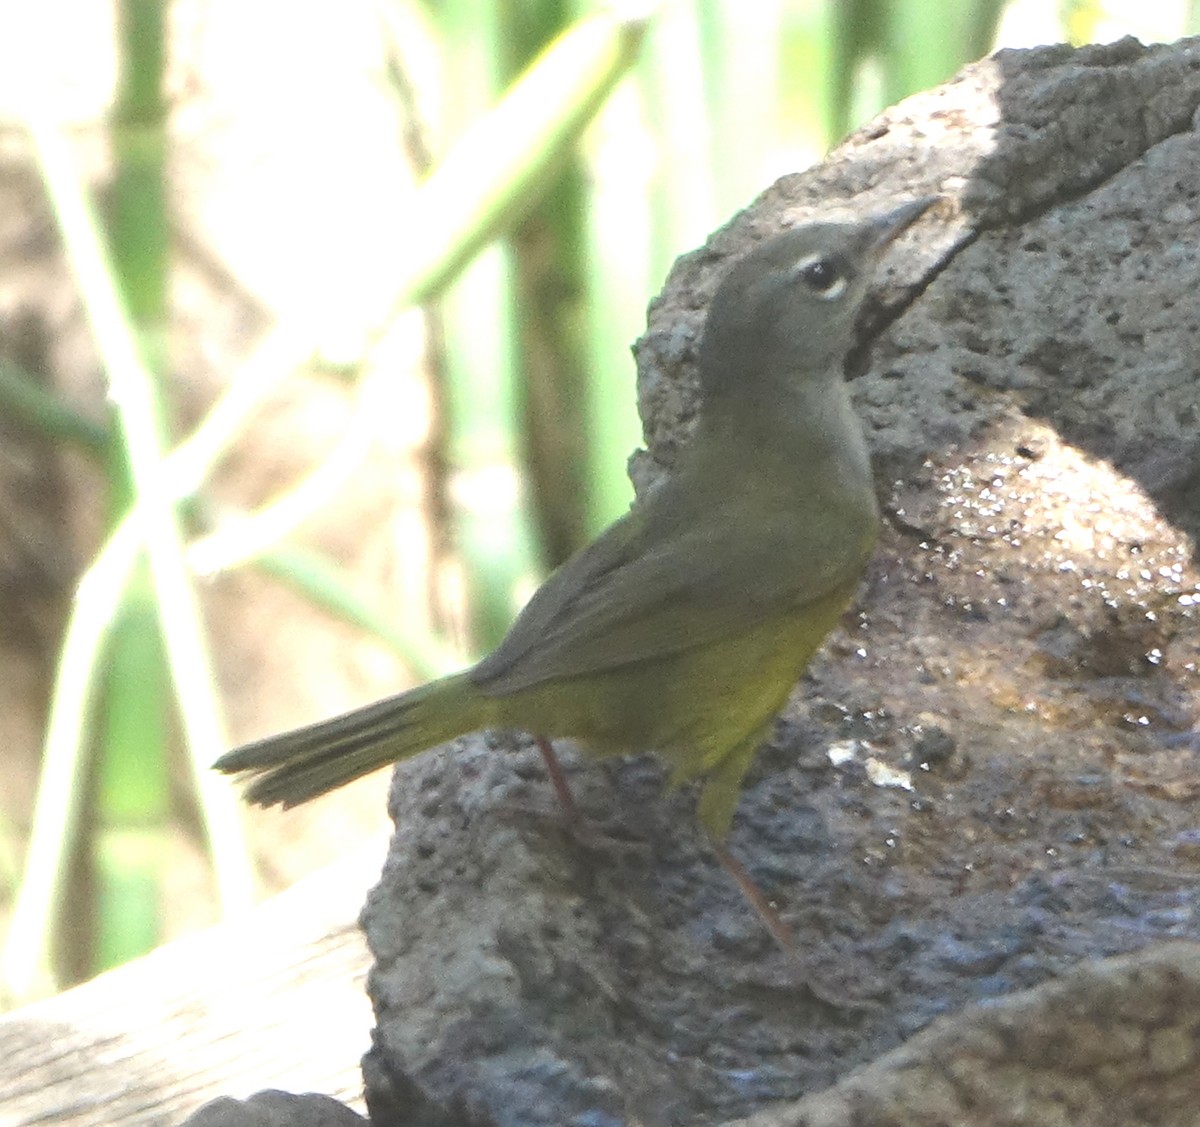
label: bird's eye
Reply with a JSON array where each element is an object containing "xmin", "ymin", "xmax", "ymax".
[{"xmin": 793, "ymin": 254, "xmax": 849, "ymax": 300}]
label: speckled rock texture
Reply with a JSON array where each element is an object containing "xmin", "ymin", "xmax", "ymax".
[
  {"xmin": 734, "ymin": 943, "xmax": 1200, "ymax": 1127},
  {"xmin": 180, "ymin": 1091, "xmax": 368, "ymax": 1127},
  {"xmin": 350, "ymin": 36, "xmax": 1200, "ymax": 1127}
]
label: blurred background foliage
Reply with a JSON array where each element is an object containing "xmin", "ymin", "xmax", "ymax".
[{"xmin": 1, "ymin": 0, "xmax": 1197, "ymax": 1002}]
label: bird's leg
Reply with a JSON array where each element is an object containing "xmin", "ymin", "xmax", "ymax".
[
  {"xmin": 535, "ymin": 738, "xmax": 791, "ymax": 947},
  {"xmin": 708, "ymin": 835, "xmax": 796, "ymax": 951},
  {"xmin": 532, "ymin": 736, "xmax": 652, "ymax": 863},
  {"xmin": 535, "ymin": 735, "xmax": 579, "ymax": 817}
]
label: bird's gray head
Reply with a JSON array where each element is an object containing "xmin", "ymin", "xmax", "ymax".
[{"xmin": 698, "ymin": 197, "xmax": 936, "ymax": 402}]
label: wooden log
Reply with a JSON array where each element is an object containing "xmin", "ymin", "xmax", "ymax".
[{"xmin": 0, "ymin": 849, "xmax": 379, "ymax": 1127}]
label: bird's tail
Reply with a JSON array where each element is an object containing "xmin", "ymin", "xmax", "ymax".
[{"xmin": 213, "ymin": 672, "xmax": 487, "ymax": 808}]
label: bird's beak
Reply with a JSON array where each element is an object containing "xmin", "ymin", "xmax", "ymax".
[{"xmin": 864, "ymin": 196, "xmax": 940, "ymax": 259}]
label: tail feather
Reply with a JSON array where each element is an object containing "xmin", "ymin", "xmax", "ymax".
[{"xmin": 214, "ymin": 673, "xmax": 483, "ymax": 808}]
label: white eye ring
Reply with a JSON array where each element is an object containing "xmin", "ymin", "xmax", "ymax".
[{"xmin": 792, "ymin": 253, "xmax": 849, "ymax": 301}]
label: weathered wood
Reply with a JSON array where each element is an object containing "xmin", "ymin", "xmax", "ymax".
[{"xmin": 0, "ymin": 849, "xmax": 378, "ymax": 1127}]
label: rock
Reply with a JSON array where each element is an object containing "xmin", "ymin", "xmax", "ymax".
[
  {"xmin": 360, "ymin": 35, "xmax": 1200, "ymax": 1127},
  {"xmin": 731, "ymin": 943, "xmax": 1200, "ymax": 1127},
  {"xmin": 181, "ymin": 1091, "xmax": 367, "ymax": 1127}
]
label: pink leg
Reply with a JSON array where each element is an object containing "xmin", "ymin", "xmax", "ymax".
[
  {"xmin": 708, "ymin": 836, "xmax": 796, "ymax": 951},
  {"xmin": 535, "ymin": 735, "xmax": 578, "ymax": 817},
  {"xmin": 536, "ymin": 734, "xmax": 793, "ymax": 950}
]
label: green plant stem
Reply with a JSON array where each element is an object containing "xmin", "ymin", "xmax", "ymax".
[
  {"xmin": 0, "ymin": 357, "xmax": 110, "ymax": 453},
  {"xmin": 251, "ymin": 544, "xmax": 462, "ymax": 681},
  {"xmin": 396, "ymin": 10, "xmax": 651, "ymax": 311},
  {"xmin": 186, "ymin": 365, "xmax": 387, "ymax": 578},
  {"xmin": 2, "ymin": 515, "xmax": 148, "ymax": 1001},
  {"xmin": 166, "ymin": 7, "xmax": 651, "ymax": 553},
  {"xmin": 2, "ymin": 5, "xmax": 650, "ymax": 1002},
  {"xmin": 698, "ymin": 0, "xmax": 781, "ymax": 220},
  {"xmin": 575, "ymin": 74, "xmax": 651, "ymax": 532},
  {"xmin": 435, "ymin": 0, "xmax": 542, "ymax": 649},
  {"xmin": 2, "ymin": 114, "xmax": 255, "ymax": 1004},
  {"xmin": 96, "ymin": 0, "xmax": 174, "ymax": 976}
]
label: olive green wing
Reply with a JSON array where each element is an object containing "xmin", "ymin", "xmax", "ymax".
[{"xmin": 470, "ymin": 490, "xmax": 871, "ymax": 696}]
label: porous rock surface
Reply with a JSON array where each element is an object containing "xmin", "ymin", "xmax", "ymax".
[{"xmin": 350, "ymin": 36, "xmax": 1200, "ymax": 1127}]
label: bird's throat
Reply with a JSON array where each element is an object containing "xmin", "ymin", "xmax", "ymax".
[{"xmin": 701, "ymin": 371, "xmax": 872, "ymax": 496}]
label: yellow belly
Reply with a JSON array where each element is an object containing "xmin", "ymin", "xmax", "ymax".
[{"xmin": 490, "ymin": 581, "xmax": 858, "ymax": 837}]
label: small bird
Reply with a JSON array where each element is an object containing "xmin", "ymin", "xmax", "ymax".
[{"xmin": 216, "ymin": 197, "xmax": 937, "ymax": 946}]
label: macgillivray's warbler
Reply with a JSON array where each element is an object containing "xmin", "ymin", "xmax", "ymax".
[{"xmin": 216, "ymin": 196, "xmax": 939, "ymax": 947}]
